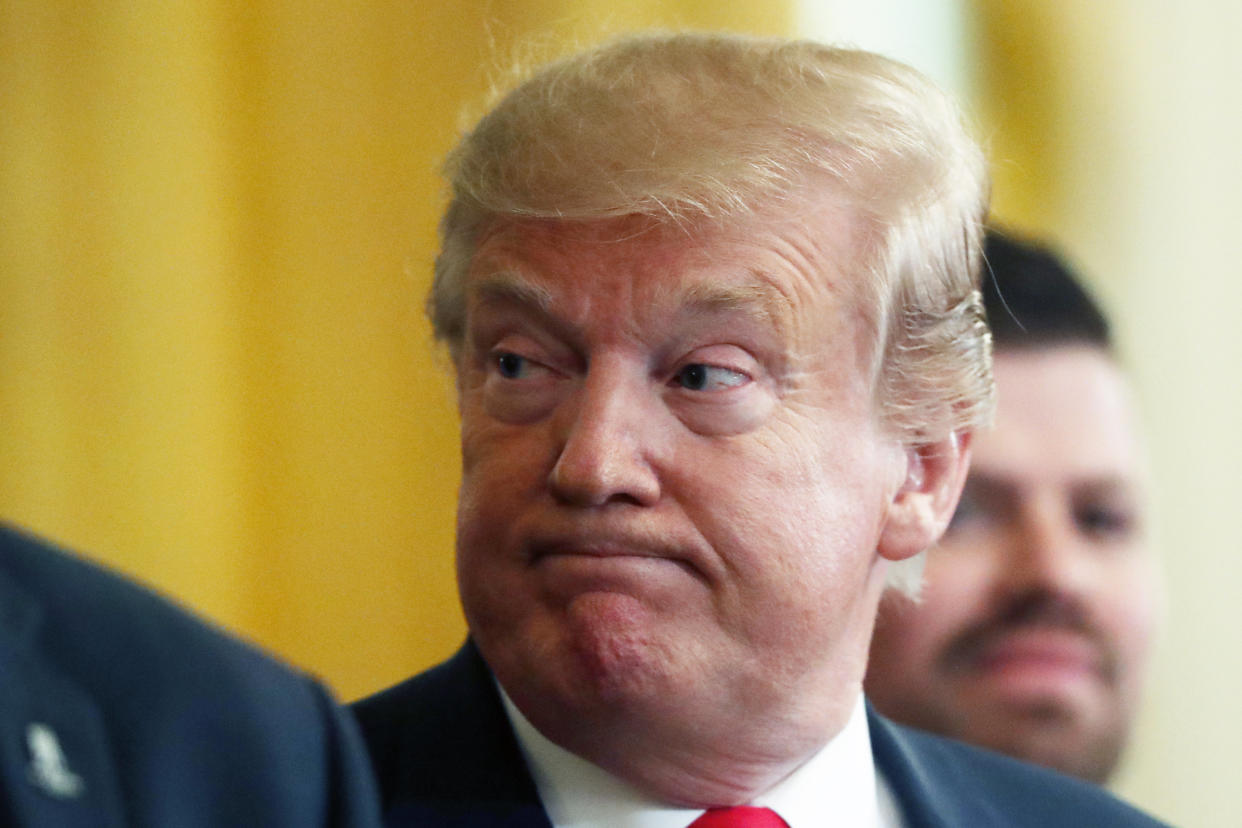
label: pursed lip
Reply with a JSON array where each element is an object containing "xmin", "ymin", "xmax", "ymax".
[{"xmin": 524, "ymin": 527, "xmax": 707, "ymax": 582}]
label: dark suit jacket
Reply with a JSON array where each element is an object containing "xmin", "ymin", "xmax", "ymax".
[
  {"xmin": 0, "ymin": 524, "xmax": 380, "ymax": 827},
  {"xmin": 353, "ymin": 641, "xmax": 1169, "ymax": 827}
]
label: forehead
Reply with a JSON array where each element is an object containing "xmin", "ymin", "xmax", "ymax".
[
  {"xmin": 974, "ymin": 346, "xmax": 1144, "ymax": 482},
  {"xmin": 464, "ymin": 202, "xmax": 869, "ymax": 338}
]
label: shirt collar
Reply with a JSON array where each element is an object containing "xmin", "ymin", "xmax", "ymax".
[{"xmin": 502, "ymin": 689, "xmax": 900, "ymax": 828}]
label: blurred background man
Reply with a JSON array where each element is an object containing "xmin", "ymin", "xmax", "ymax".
[{"xmin": 865, "ymin": 229, "xmax": 1160, "ymax": 784}]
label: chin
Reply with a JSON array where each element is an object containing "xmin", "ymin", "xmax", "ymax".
[
  {"xmin": 562, "ymin": 593, "xmax": 686, "ymax": 702},
  {"xmin": 964, "ymin": 700, "xmax": 1126, "ymax": 783},
  {"xmin": 477, "ymin": 594, "xmax": 674, "ymax": 701},
  {"xmin": 1003, "ymin": 728, "xmax": 1124, "ymax": 785}
]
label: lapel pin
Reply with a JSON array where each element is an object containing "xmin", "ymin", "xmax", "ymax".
[{"xmin": 26, "ymin": 722, "xmax": 85, "ymax": 799}]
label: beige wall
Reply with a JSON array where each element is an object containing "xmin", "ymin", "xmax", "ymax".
[{"xmin": 968, "ymin": 3, "xmax": 1241, "ymax": 825}]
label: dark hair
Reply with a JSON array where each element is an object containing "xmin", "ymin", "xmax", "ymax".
[{"xmin": 982, "ymin": 228, "xmax": 1112, "ymax": 351}]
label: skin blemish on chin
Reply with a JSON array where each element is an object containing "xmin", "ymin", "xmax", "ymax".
[{"xmin": 565, "ymin": 593, "xmax": 663, "ymax": 694}]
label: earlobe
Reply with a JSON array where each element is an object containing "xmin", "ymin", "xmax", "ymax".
[{"xmin": 877, "ymin": 431, "xmax": 972, "ymax": 562}]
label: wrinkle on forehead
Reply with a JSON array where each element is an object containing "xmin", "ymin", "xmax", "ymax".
[
  {"xmin": 469, "ymin": 255, "xmax": 804, "ymax": 341},
  {"xmin": 464, "ymin": 207, "xmax": 876, "ymax": 375}
]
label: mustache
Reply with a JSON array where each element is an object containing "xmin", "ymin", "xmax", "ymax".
[{"xmin": 937, "ymin": 588, "xmax": 1119, "ymax": 684}]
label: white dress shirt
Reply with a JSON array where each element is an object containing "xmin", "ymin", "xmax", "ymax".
[{"xmin": 501, "ymin": 691, "xmax": 904, "ymax": 828}]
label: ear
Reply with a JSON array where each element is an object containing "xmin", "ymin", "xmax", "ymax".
[{"xmin": 877, "ymin": 430, "xmax": 973, "ymax": 562}]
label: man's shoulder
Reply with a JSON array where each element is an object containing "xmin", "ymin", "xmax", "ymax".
[
  {"xmin": 350, "ymin": 641, "xmax": 519, "ymax": 782},
  {"xmin": 0, "ymin": 523, "xmax": 380, "ymax": 827},
  {"xmin": 868, "ymin": 708, "xmax": 1169, "ymax": 827},
  {"xmin": 1, "ymin": 523, "xmax": 311, "ymax": 697}
]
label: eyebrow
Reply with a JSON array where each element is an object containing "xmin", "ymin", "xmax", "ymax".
[
  {"xmin": 965, "ymin": 470, "xmax": 1138, "ymax": 500},
  {"xmin": 677, "ymin": 277, "xmax": 791, "ymax": 331},
  {"xmin": 470, "ymin": 273, "xmax": 557, "ymax": 315},
  {"xmin": 469, "ymin": 269, "xmax": 793, "ymax": 334}
]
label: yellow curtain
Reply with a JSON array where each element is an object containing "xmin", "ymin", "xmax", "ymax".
[
  {"xmin": 0, "ymin": 0, "xmax": 792, "ymax": 701},
  {"xmin": 971, "ymin": 0, "xmax": 1124, "ymax": 235}
]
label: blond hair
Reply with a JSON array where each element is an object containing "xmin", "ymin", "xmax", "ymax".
[{"xmin": 428, "ymin": 32, "xmax": 994, "ymax": 592}]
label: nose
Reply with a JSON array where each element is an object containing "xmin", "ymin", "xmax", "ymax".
[
  {"xmin": 547, "ymin": 361, "xmax": 663, "ymax": 508},
  {"xmin": 1001, "ymin": 497, "xmax": 1091, "ymax": 596}
]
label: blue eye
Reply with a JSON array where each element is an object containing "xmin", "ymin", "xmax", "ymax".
[
  {"xmin": 496, "ymin": 352, "xmax": 526, "ymax": 378},
  {"xmin": 673, "ymin": 363, "xmax": 747, "ymax": 392}
]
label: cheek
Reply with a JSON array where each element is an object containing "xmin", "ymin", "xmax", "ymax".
[
  {"xmin": 868, "ymin": 560, "xmax": 983, "ymax": 690},
  {"xmin": 455, "ymin": 412, "xmax": 550, "ymax": 572},
  {"xmin": 459, "ymin": 394, "xmax": 553, "ymax": 483},
  {"xmin": 455, "ymin": 460, "xmax": 538, "ymax": 632},
  {"xmin": 1100, "ymin": 559, "xmax": 1160, "ymax": 669},
  {"xmin": 691, "ymin": 444, "xmax": 849, "ymax": 553},
  {"xmin": 676, "ymin": 426, "xmax": 889, "ymax": 617},
  {"xmin": 909, "ymin": 550, "xmax": 996, "ymax": 649},
  {"xmin": 458, "ymin": 393, "xmax": 503, "ymax": 472}
]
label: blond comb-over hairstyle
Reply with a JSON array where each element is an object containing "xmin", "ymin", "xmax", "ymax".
[{"xmin": 428, "ymin": 32, "xmax": 994, "ymax": 593}]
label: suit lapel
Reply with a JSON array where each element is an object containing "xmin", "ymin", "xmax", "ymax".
[
  {"xmin": 354, "ymin": 640, "xmax": 552, "ymax": 827},
  {"xmin": 363, "ymin": 648, "xmax": 990, "ymax": 828},
  {"xmin": 869, "ymin": 705, "xmax": 953, "ymax": 828},
  {"xmin": 868, "ymin": 704, "xmax": 1012, "ymax": 828},
  {"xmin": 0, "ymin": 561, "xmax": 128, "ymax": 828}
]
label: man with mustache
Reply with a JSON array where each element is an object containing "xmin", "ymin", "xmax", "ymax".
[
  {"xmin": 866, "ymin": 229, "xmax": 1160, "ymax": 784},
  {"xmin": 353, "ymin": 34, "xmax": 1166, "ymax": 827}
]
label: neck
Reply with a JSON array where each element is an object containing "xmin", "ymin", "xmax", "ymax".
[
  {"xmin": 607, "ymin": 693, "xmax": 863, "ymax": 807},
  {"xmin": 511, "ymin": 668, "xmax": 864, "ymax": 807}
]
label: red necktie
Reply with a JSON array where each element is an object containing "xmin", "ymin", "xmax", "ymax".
[{"xmin": 687, "ymin": 806, "xmax": 790, "ymax": 827}]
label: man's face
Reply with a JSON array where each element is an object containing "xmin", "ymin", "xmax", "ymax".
[
  {"xmin": 452, "ymin": 200, "xmax": 926, "ymax": 780},
  {"xmin": 866, "ymin": 345, "xmax": 1158, "ymax": 783}
]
